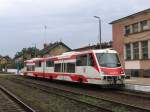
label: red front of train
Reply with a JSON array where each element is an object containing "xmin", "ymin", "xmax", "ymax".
[{"xmin": 95, "ymin": 50, "xmax": 125, "ymax": 85}]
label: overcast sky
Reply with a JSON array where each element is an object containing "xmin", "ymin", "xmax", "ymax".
[{"xmin": 0, "ymin": 0, "xmax": 150, "ymax": 57}]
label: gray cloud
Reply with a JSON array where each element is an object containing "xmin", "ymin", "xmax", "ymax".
[{"xmin": 0, "ymin": 0, "xmax": 150, "ymax": 57}]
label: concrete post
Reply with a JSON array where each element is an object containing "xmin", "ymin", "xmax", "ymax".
[
  {"xmin": 139, "ymin": 42, "xmax": 142, "ymax": 59},
  {"xmin": 124, "ymin": 45, "xmax": 126, "ymax": 60},
  {"xmin": 138, "ymin": 22, "xmax": 141, "ymax": 32},
  {"xmin": 148, "ymin": 40, "xmax": 150, "ymax": 59},
  {"xmin": 131, "ymin": 43, "xmax": 133, "ymax": 60}
]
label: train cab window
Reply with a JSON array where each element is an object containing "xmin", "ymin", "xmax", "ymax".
[
  {"xmin": 54, "ymin": 63, "xmax": 61, "ymax": 72},
  {"xmin": 46, "ymin": 60, "xmax": 54, "ymax": 67},
  {"xmin": 76, "ymin": 55, "xmax": 87, "ymax": 66},
  {"xmin": 67, "ymin": 63, "xmax": 75, "ymax": 73},
  {"xmin": 87, "ymin": 54, "xmax": 94, "ymax": 66}
]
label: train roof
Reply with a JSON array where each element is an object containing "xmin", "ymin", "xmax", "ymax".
[
  {"xmin": 56, "ymin": 49, "xmax": 117, "ymax": 58},
  {"xmin": 25, "ymin": 58, "xmax": 43, "ymax": 63},
  {"xmin": 92, "ymin": 49, "xmax": 117, "ymax": 53},
  {"xmin": 61, "ymin": 49, "xmax": 117, "ymax": 55},
  {"xmin": 25, "ymin": 49, "xmax": 117, "ymax": 62}
]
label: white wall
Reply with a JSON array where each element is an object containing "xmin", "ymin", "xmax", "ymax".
[{"xmin": 125, "ymin": 61, "xmax": 140, "ymax": 69}]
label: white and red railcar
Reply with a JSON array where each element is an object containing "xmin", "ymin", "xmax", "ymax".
[{"xmin": 21, "ymin": 49, "xmax": 125, "ymax": 85}]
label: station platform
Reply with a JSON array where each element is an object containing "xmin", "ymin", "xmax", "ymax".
[{"xmin": 125, "ymin": 77, "xmax": 150, "ymax": 92}]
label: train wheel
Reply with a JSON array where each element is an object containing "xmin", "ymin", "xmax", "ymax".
[
  {"xmin": 78, "ymin": 78, "xmax": 83, "ymax": 83},
  {"xmin": 49, "ymin": 76, "xmax": 53, "ymax": 80}
]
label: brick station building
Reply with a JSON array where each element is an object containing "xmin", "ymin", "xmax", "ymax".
[{"xmin": 110, "ymin": 9, "xmax": 150, "ymax": 77}]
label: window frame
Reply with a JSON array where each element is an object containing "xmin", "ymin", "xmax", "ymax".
[
  {"xmin": 141, "ymin": 20, "xmax": 149, "ymax": 31},
  {"xmin": 87, "ymin": 54, "xmax": 94, "ymax": 66},
  {"xmin": 133, "ymin": 42, "xmax": 139, "ymax": 60},
  {"xmin": 76, "ymin": 54, "xmax": 88, "ymax": 66},
  {"xmin": 46, "ymin": 60, "xmax": 54, "ymax": 67},
  {"xmin": 35, "ymin": 60, "xmax": 42, "ymax": 67},
  {"xmin": 54, "ymin": 63, "xmax": 61, "ymax": 72},
  {"xmin": 66, "ymin": 62, "xmax": 76, "ymax": 73},
  {"xmin": 141, "ymin": 41, "xmax": 148, "ymax": 59},
  {"xmin": 132, "ymin": 23, "xmax": 139, "ymax": 33},
  {"xmin": 27, "ymin": 65, "xmax": 35, "ymax": 71},
  {"xmin": 124, "ymin": 25, "xmax": 131, "ymax": 35},
  {"xmin": 125, "ymin": 44, "xmax": 131, "ymax": 60}
]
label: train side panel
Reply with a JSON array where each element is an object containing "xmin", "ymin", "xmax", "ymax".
[{"xmin": 22, "ymin": 49, "xmax": 125, "ymax": 86}]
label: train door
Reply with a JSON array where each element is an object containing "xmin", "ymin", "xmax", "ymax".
[
  {"xmin": 42, "ymin": 61, "xmax": 46, "ymax": 77},
  {"xmin": 76, "ymin": 53, "xmax": 96, "ymax": 77},
  {"xmin": 63, "ymin": 61, "xmax": 76, "ymax": 81},
  {"xmin": 61, "ymin": 61, "xmax": 64, "ymax": 80},
  {"xmin": 45, "ymin": 60, "xmax": 54, "ymax": 72},
  {"xmin": 86, "ymin": 53, "xmax": 98, "ymax": 78},
  {"xmin": 54, "ymin": 60, "xmax": 64, "ymax": 80},
  {"xmin": 76, "ymin": 54, "xmax": 88, "ymax": 75},
  {"xmin": 26, "ymin": 64, "xmax": 35, "ymax": 76},
  {"xmin": 35, "ymin": 60, "xmax": 43, "ymax": 77}
]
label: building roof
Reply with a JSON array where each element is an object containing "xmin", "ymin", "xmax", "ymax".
[
  {"xmin": 39, "ymin": 41, "xmax": 72, "ymax": 55},
  {"xmin": 74, "ymin": 42, "xmax": 112, "ymax": 51},
  {"xmin": 110, "ymin": 8, "xmax": 150, "ymax": 24}
]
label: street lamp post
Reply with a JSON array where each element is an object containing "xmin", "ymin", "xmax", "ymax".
[
  {"xmin": 34, "ymin": 44, "xmax": 36, "ymax": 58},
  {"xmin": 94, "ymin": 16, "xmax": 101, "ymax": 49},
  {"xmin": 32, "ymin": 43, "xmax": 37, "ymax": 58}
]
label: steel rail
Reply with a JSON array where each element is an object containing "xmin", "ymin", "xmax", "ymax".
[
  {"xmin": 8, "ymin": 78, "xmax": 112, "ymax": 112},
  {"xmin": 0, "ymin": 84, "xmax": 36, "ymax": 112},
  {"xmin": 10, "ymin": 77, "xmax": 150, "ymax": 112}
]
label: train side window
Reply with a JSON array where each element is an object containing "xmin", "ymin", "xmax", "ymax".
[
  {"xmin": 67, "ymin": 63, "xmax": 75, "ymax": 73},
  {"xmin": 64, "ymin": 63, "xmax": 67, "ymax": 72},
  {"xmin": 32, "ymin": 66, "xmax": 35, "ymax": 71},
  {"xmin": 46, "ymin": 60, "xmax": 54, "ymax": 67},
  {"xmin": 76, "ymin": 55, "xmax": 87, "ymax": 66},
  {"xmin": 27, "ymin": 66, "xmax": 30, "ymax": 71},
  {"xmin": 54, "ymin": 63, "xmax": 61, "ymax": 72},
  {"xmin": 27, "ymin": 65, "xmax": 35, "ymax": 71},
  {"xmin": 87, "ymin": 54, "xmax": 94, "ymax": 66},
  {"xmin": 35, "ymin": 61, "xmax": 41, "ymax": 67}
]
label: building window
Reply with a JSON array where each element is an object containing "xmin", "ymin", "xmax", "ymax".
[
  {"xmin": 35, "ymin": 61, "xmax": 41, "ymax": 67},
  {"xmin": 141, "ymin": 20, "xmax": 149, "ymax": 31},
  {"xmin": 54, "ymin": 63, "xmax": 61, "ymax": 72},
  {"xmin": 125, "ymin": 44, "xmax": 131, "ymax": 60},
  {"xmin": 133, "ymin": 42, "xmax": 139, "ymax": 60},
  {"xmin": 76, "ymin": 55, "xmax": 87, "ymax": 66},
  {"xmin": 132, "ymin": 23, "xmax": 138, "ymax": 33},
  {"xmin": 125, "ymin": 25, "xmax": 131, "ymax": 35},
  {"xmin": 46, "ymin": 60, "xmax": 54, "ymax": 67},
  {"xmin": 141, "ymin": 41, "xmax": 148, "ymax": 59}
]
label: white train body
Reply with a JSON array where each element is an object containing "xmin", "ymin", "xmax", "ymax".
[{"xmin": 22, "ymin": 49, "xmax": 125, "ymax": 85}]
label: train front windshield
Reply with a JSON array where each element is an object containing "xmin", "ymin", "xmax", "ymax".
[{"xmin": 96, "ymin": 53, "xmax": 121, "ymax": 68}]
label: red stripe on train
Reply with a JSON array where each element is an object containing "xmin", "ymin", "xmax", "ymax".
[{"xmin": 23, "ymin": 72, "xmax": 101, "ymax": 82}]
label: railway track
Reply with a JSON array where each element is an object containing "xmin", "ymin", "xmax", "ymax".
[
  {"xmin": 113, "ymin": 89, "xmax": 150, "ymax": 100},
  {"xmin": 0, "ymin": 84, "xmax": 35, "ymax": 112},
  {"xmin": 8, "ymin": 76, "xmax": 150, "ymax": 112},
  {"xmin": 22, "ymin": 75, "xmax": 150, "ymax": 100},
  {"xmin": 8, "ymin": 77, "xmax": 112, "ymax": 112}
]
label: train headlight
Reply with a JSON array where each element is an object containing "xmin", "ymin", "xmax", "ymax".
[{"xmin": 120, "ymin": 70, "xmax": 124, "ymax": 74}]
